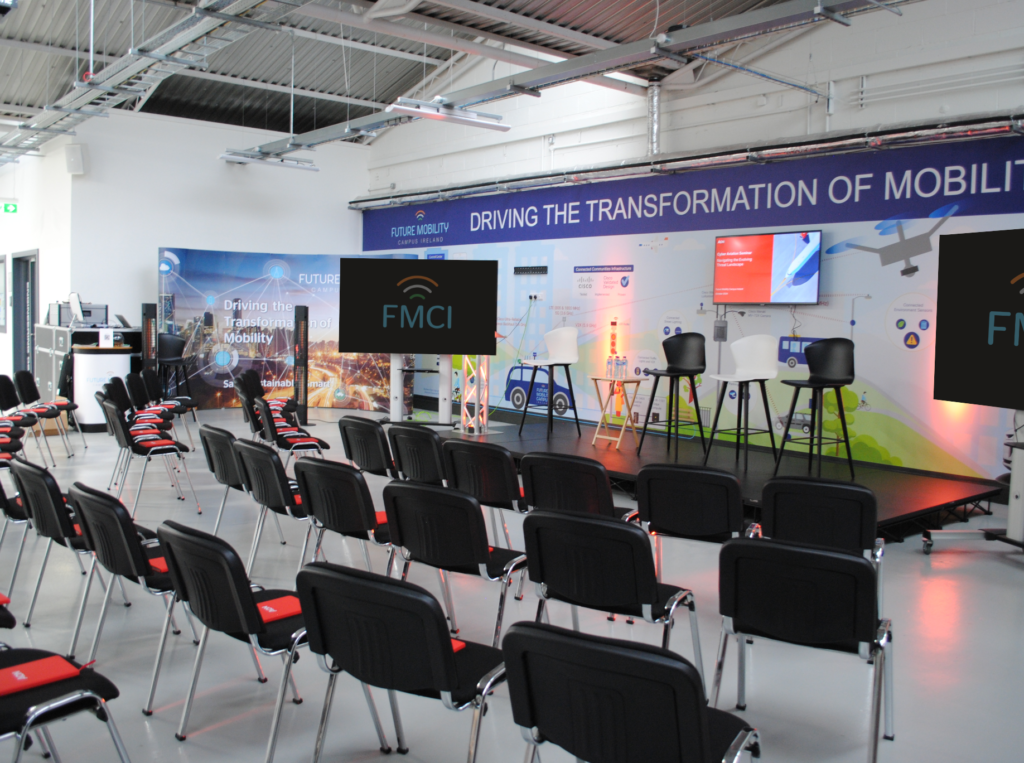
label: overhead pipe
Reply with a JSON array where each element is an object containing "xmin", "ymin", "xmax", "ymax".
[{"xmin": 647, "ymin": 81, "xmax": 661, "ymax": 156}]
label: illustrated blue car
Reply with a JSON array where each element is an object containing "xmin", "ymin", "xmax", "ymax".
[
  {"xmin": 778, "ymin": 336, "xmax": 827, "ymax": 368},
  {"xmin": 505, "ymin": 364, "xmax": 572, "ymax": 414}
]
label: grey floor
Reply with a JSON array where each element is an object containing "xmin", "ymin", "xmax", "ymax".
[{"xmin": 0, "ymin": 408, "xmax": 1021, "ymax": 763}]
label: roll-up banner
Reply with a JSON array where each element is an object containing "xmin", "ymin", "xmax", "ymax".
[{"xmin": 362, "ymin": 136, "xmax": 1024, "ymax": 478}]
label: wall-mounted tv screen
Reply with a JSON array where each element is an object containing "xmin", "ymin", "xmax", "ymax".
[{"xmin": 713, "ymin": 230, "xmax": 822, "ymax": 305}]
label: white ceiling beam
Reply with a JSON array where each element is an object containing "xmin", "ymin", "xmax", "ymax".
[
  {"xmin": 179, "ymin": 69, "xmax": 388, "ymax": 109},
  {"xmin": 427, "ymin": 0, "xmax": 615, "ymax": 50},
  {"xmin": 290, "ymin": 27, "xmax": 444, "ymax": 64},
  {"xmin": 0, "ymin": 103, "xmax": 43, "ymax": 116},
  {"xmin": 297, "ymin": 4, "xmax": 646, "ymax": 96}
]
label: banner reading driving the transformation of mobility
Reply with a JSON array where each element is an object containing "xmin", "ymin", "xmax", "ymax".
[
  {"xmin": 363, "ymin": 135, "xmax": 1024, "ymax": 478},
  {"xmin": 158, "ymin": 249, "xmax": 416, "ymax": 411}
]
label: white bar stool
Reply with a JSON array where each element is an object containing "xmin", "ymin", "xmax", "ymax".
[
  {"xmin": 517, "ymin": 327, "xmax": 581, "ymax": 439},
  {"xmin": 703, "ymin": 334, "xmax": 778, "ymax": 469}
]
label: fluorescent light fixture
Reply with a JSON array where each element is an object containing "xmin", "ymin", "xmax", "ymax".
[
  {"xmin": 219, "ymin": 152, "xmax": 319, "ymax": 172},
  {"xmin": 385, "ymin": 98, "xmax": 510, "ymax": 132}
]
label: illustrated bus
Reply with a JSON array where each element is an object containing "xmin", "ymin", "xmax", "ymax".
[{"xmin": 778, "ymin": 336, "xmax": 827, "ymax": 368}]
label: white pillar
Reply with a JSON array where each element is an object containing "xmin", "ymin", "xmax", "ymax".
[
  {"xmin": 438, "ymin": 354, "xmax": 453, "ymax": 425},
  {"xmin": 389, "ymin": 353, "xmax": 404, "ymax": 421}
]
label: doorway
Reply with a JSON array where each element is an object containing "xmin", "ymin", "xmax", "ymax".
[{"xmin": 12, "ymin": 250, "xmax": 38, "ymax": 374}]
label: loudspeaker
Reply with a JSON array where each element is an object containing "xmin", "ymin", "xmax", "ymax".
[
  {"xmin": 293, "ymin": 305, "xmax": 309, "ymax": 426},
  {"xmin": 142, "ymin": 303, "xmax": 157, "ymax": 370},
  {"xmin": 64, "ymin": 144, "xmax": 86, "ymax": 175}
]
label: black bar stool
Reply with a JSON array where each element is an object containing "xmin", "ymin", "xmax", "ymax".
[
  {"xmin": 637, "ymin": 332, "xmax": 707, "ymax": 456},
  {"xmin": 704, "ymin": 334, "xmax": 778, "ymax": 470},
  {"xmin": 773, "ymin": 337, "xmax": 855, "ymax": 478}
]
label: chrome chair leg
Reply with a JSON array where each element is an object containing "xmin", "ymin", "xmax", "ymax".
[
  {"xmin": 87, "ymin": 572, "xmax": 118, "ymax": 662},
  {"xmin": 868, "ymin": 644, "xmax": 885, "ymax": 763},
  {"xmin": 883, "ymin": 636, "xmax": 894, "ymax": 741},
  {"xmin": 176, "ymin": 625, "xmax": 210, "ymax": 741},
  {"xmin": 66, "ymin": 556, "xmax": 98, "ymax": 658},
  {"xmin": 69, "ymin": 410, "xmax": 88, "ymax": 450},
  {"xmin": 492, "ymin": 571, "xmax": 513, "ymax": 648},
  {"xmin": 212, "ymin": 485, "xmax": 230, "ymax": 536},
  {"xmin": 24, "ymin": 538, "xmax": 53, "ymax": 627},
  {"xmin": 270, "ymin": 511, "xmax": 286, "ymax": 545},
  {"xmin": 688, "ymin": 601, "xmax": 706, "ymax": 691},
  {"xmin": 361, "ymin": 681, "xmax": 392, "ymax": 754},
  {"xmin": 711, "ymin": 626, "xmax": 729, "ymax": 708},
  {"xmin": 178, "ymin": 455, "xmax": 202, "ymax": 515},
  {"xmin": 467, "ymin": 698, "xmax": 487, "ymax": 763},
  {"xmin": 736, "ymin": 633, "xmax": 748, "ymax": 710},
  {"xmin": 297, "ymin": 523, "xmax": 312, "ymax": 575},
  {"xmin": 250, "ymin": 646, "xmax": 268, "ymax": 683},
  {"xmin": 144, "ymin": 596, "xmax": 176, "ymax": 715},
  {"xmin": 655, "ymin": 534, "xmax": 663, "ymax": 582},
  {"xmin": 40, "ymin": 727, "xmax": 62, "ymax": 763},
  {"xmin": 130, "ymin": 457, "xmax": 151, "ymax": 518},
  {"xmin": 37, "ymin": 424, "xmax": 56, "ymax": 467},
  {"xmin": 312, "ymin": 673, "xmax": 339, "ymax": 763},
  {"xmin": 388, "ymin": 689, "xmax": 409, "ymax": 754},
  {"xmin": 181, "ymin": 601, "xmax": 199, "ymax": 643},
  {"xmin": 116, "ymin": 576, "xmax": 131, "ymax": 606},
  {"xmin": 359, "ymin": 540, "xmax": 373, "ymax": 573},
  {"xmin": 7, "ymin": 522, "xmax": 28, "ymax": 594},
  {"xmin": 523, "ymin": 743, "xmax": 539, "ymax": 763},
  {"xmin": 246, "ymin": 507, "xmax": 268, "ymax": 576},
  {"xmin": 438, "ymin": 569, "xmax": 459, "ymax": 635},
  {"xmin": 264, "ymin": 641, "xmax": 302, "ymax": 763}
]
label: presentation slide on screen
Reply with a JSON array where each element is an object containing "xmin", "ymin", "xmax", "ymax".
[{"xmin": 713, "ymin": 231, "xmax": 821, "ymax": 304}]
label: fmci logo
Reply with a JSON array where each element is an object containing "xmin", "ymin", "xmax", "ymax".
[
  {"xmin": 987, "ymin": 270, "xmax": 1024, "ymax": 345},
  {"xmin": 383, "ymin": 275, "xmax": 452, "ymax": 329}
]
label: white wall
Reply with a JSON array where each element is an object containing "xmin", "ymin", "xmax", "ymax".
[
  {"xmin": 367, "ymin": 0, "xmax": 1024, "ymax": 192},
  {"xmin": 0, "ymin": 110, "xmax": 367, "ymax": 376}
]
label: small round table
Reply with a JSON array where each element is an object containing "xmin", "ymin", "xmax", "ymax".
[{"xmin": 590, "ymin": 376, "xmax": 646, "ymax": 449}]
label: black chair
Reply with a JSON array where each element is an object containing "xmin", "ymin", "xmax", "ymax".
[
  {"xmin": 759, "ymin": 477, "xmax": 885, "ymax": 609},
  {"xmin": 142, "ymin": 367, "xmax": 198, "ymax": 423},
  {"xmin": 522, "ymin": 510, "xmax": 705, "ymax": 684},
  {"xmin": 338, "ymin": 416, "xmax": 398, "ymax": 478},
  {"xmin": 253, "ymin": 396, "xmax": 328, "ymax": 467},
  {"xmin": 198, "ymin": 425, "xmax": 247, "ymax": 536},
  {"xmin": 774, "ymin": 337, "xmax": 856, "ymax": 478},
  {"xmin": 292, "ymin": 459, "xmax": 394, "ymax": 574},
  {"xmin": 387, "ymin": 422, "xmax": 447, "ymax": 485},
  {"xmin": 442, "ymin": 439, "xmax": 525, "ymax": 550},
  {"xmin": 127, "ymin": 372, "xmax": 194, "ymax": 448},
  {"xmin": 68, "ymin": 483, "xmax": 198, "ymax": 714},
  {"xmin": 244, "ymin": 369, "xmax": 297, "ymax": 413},
  {"xmin": 13, "ymin": 369, "xmax": 82, "ymax": 458},
  {"xmin": 99, "ymin": 398, "xmax": 198, "ymax": 517},
  {"xmin": 157, "ymin": 332, "xmax": 193, "ymax": 400},
  {"xmin": 296, "ymin": 562, "xmax": 506, "ymax": 763},
  {"xmin": 504, "ymin": 621, "xmax": 759, "ymax": 763},
  {"xmin": 156, "ymin": 520, "xmax": 307, "ymax": 752},
  {"xmin": 635, "ymin": 464, "xmax": 745, "ymax": 580},
  {"xmin": 232, "ymin": 439, "xmax": 312, "ymax": 575},
  {"xmin": 520, "ymin": 452, "xmax": 628, "ymax": 519},
  {"xmin": 383, "ymin": 481, "xmax": 527, "ymax": 645},
  {"xmin": 0, "ymin": 645, "xmax": 130, "ymax": 763},
  {"xmin": 712, "ymin": 538, "xmax": 893, "ymax": 763},
  {"xmin": 9, "ymin": 459, "xmax": 96, "ymax": 629},
  {"xmin": 0, "ymin": 375, "xmax": 42, "ymax": 464},
  {"xmin": 0, "ymin": 479, "xmax": 31, "ymax": 596},
  {"xmin": 638, "ymin": 332, "xmax": 708, "ymax": 456}
]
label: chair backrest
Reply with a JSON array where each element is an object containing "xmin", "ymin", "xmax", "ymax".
[
  {"xmin": 103, "ymin": 377, "xmax": 135, "ymax": 414},
  {"xmin": 503, "ymin": 622, "xmax": 714, "ymax": 763},
  {"xmin": 243, "ymin": 369, "xmax": 266, "ymax": 397},
  {"xmin": 760, "ymin": 477, "xmax": 877, "ymax": 554},
  {"xmin": 157, "ymin": 333, "xmax": 187, "ymax": 362},
  {"xmin": 523, "ymin": 511, "xmax": 658, "ymax": 610},
  {"xmin": 662, "ymin": 332, "xmax": 706, "ymax": 373},
  {"xmin": 141, "ymin": 368, "xmax": 164, "ymax": 402},
  {"xmin": 252, "ymin": 397, "xmax": 280, "ymax": 443},
  {"xmin": 198, "ymin": 425, "xmax": 244, "ymax": 490},
  {"xmin": 100, "ymin": 398, "xmax": 134, "ymax": 450},
  {"xmin": 233, "ymin": 377, "xmax": 260, "ymax": 434},
  {"xmin": 0, "ymin": 375, "xmax": 22, "ymax": 411},
  {"xmin": 232, "ymin": 439, "xmax": 301, "ymax": 514},
  {"xmin": 338, "ymin": 416, "xmax": 397, "ymax": 478},
  {"xmin": 442, "ymin": 439, "xmax": 522, "ymax": 512},
  {"xmin": 296, "ymin": 561, "xmax": 460, "ymax": 693},
  {"xmin": 387, "ymin": 424, "xmax": 446, "ymax": 485},
  {"xmin": 521, "ymin": 453, "xmax": 617, "ymax": 517},
  {"xmin": 805, "ymin": 337, "xmax": 855, "ymax": 385},
  {"xmin": 0, "ymin": 478, "xmax": 28, "ymax": 522},
  {"xmin": 293, "ymin": 459, "xmax": 379, "ymax": 537},
  {"xmin": 124, "ymin": 372, "xmax": 152, "ymax": 411},
  {"xmin": 636, "ymin": 464, "xmax": 743, "ymax": 539},
  {"xmin": 12, "ymin": 370, "xmax": 41, "ymax": 405},
  {"xmin": 69, "ymin": 482, "xmax": 150, "ymax": 579},
  {"xmin": 382, "ymin": 482, "xmax": 489, "ymax": 571},
  {"xmin": 157, "ymin": 520, "xmax": 264, "ymax": 635},
  {"xmin": 10, "ymin": 458, "xmax": 74, "ymax": 543},
  {"xmin": 729, "ymin": 334, "xmax": 779, "ymax": 380},
  {"xmin": 719, "ymin": 538, "xmax": 878, "ymax": 647},
  {"xmin": 542, "ymin": 326, "xmax": 579, "ymax": 364}
]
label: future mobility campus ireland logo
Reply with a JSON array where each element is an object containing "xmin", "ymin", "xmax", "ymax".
[
  {"xmin": 391, "ymin": 207, "xmax": 450, "ymax": 241},
  {"xmin": 987, "ymin": 271, "xmax": 1024, "ymax": 345},
  {"xmin": 382, "ymin": 275, "xmax": 453, "ymax": 329}
]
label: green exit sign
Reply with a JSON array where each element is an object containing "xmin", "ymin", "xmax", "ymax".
[{"xmin": 2, "ymin": 203, "xmax": 16, "ymax": 214}]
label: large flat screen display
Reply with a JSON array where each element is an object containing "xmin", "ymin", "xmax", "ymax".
[
  {"xmin": 713, "ymin": 230, "xmax": 822, "ymax": 305},
  {"xmin": 338, "ymin": 258, "xmax": 498, "ymax": 355}
]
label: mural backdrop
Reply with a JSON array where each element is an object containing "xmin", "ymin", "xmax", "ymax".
[{"xmin": 363, "ymin": 135, "xmax": 1024, "ymax": 478}]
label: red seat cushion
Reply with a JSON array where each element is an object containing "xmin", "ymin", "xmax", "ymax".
[
  {"xmin": 451, "ymin": 639, "xmax": 466, "ymax": 653},
  {"xmin": 149, "ymin": 557, "xmax": 169, "ymax": 574},
  {"xmin": 375, "ymin": 511, "xmax": 388, "ymax": 527},
  {"xmin": 140, "ymin": 439, "xmax": 177, "ymax": 448},
  {"xmin": 0, "ymin": 594, "xmax": 9, "ymax": 606},
  {"xmin": 284, "ymin": 437, "xmax": 320, "ymax": 445},
  {"xmin": 0, "ymin": 656, "xmax": 82, "ymax": 696},
  {"xmin": 257, "ymin": 595, "xmax": 302, "ymax": 623}
]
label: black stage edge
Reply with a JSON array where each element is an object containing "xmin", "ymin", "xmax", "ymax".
[{"xmin": 438, "ymin": 414, "xmax": 1001, "ymax": 542}]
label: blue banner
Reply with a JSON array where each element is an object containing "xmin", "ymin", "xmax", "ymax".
[{"xmin": 363, "ymin": 137, "xmax": 1024, "ymax": 250}]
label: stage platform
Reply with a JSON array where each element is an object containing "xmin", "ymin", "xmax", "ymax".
[{"xmin": 436, "ymin": 416, "xmax": 1002, "ymax": 541}]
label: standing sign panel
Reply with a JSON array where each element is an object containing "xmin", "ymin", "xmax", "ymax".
[{"xmin": 338, "ymin": 259, "xmax": 498, "ymax": 355}]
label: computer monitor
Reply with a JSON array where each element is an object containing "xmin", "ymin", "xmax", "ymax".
[
  {"xmin": 713, "ymin": 230, "xmax": 822, "ymax": 305},
  {"xmin": 68, "ymin": 292, "xmax": 86, "ymax": 325}
]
